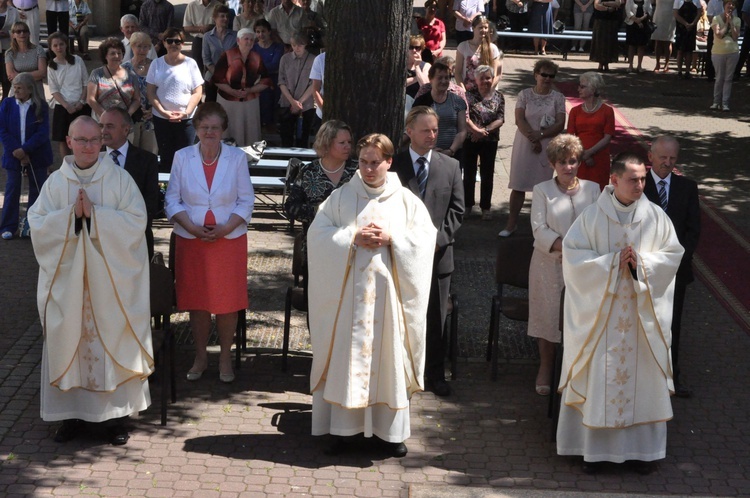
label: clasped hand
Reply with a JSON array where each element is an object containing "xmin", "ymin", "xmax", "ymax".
[
  {"xmin": 74, "ymin": 188, "xmax": 92, "ymax": 219},
  {"xmin": 619, "ymin": 245, "xmax": 637, "ymax": 272},
  {"xmin": 193, "ymin": 224, "xmax": 229, "ymax": 242},
  {"xmin": 354, "ymin": 223, "xmax": 391, "ymax": 249}
]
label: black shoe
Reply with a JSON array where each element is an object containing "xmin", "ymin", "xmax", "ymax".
[
  {"xmin": 581, "ymin": 461, "xmax": 599, "ymax": 474},
  {"xmin": 389, "ymin": 442, "xmax": 408, "ymax": 458},
  {"xmin": 108, "ymin": 424, "xmax": 130, "ymax": 446},
  {"xmin": 54, "ymin": 419, "xmax": 82, "ymax": 443},
  {"xmin": 427, "ymin": 378, "xmax": 451, "ymax": 397},
  {"xmin": 632, "ymin": 460, "xmax": 657, "ymax": 475},
  {"xmin": 674, "ymin": 383, "xmax": 693, "ymax": 398}
]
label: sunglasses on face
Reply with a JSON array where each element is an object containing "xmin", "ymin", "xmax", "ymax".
[
  {"xmin": 409, "ymin": 45, "xmax": 423, "ymax": 50},
  {"xmin": 539, "ymin": 72, "xmax": 556, "ymax": 79},
  {"xmin": 165, "ymin": 38, "xmax": 183, "ymax": 45}
]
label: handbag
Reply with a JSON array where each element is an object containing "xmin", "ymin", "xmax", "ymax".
[
  {"xmin": 106, "ymin": 66, "xmax": 144, "ymax": 122},
  {"xmin": 645, "ymin": 20, "xmax": 657, "ymax": 35}
]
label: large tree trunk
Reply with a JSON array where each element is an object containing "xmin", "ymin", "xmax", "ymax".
[{"xmin": 325, "ymin": 0, "xmax": 413, "ymax": 146}]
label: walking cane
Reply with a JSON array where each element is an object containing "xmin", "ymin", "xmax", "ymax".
[{"xmin": 20, "ymin": 161, "xmax": 41, "ymax": 238}]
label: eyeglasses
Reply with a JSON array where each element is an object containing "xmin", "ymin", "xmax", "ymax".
[
  {"xmin": 165, "ymin": 38, "xmax": 183, "ymax": 45},
  {"xmin": 539, "ymin": 72, "xmax": 556, "ymax": 79},
  {"xmin": 409, "ymin": 46, "xmax": 423, "ymax": 50},
  {"xmin": 197, "ymin": 125, "xmax": 222, "ymax": 133},
  {"xmin": 71, "ymin": 137, "xmax": 103, "ymax": 146},
  {"xmin": 13, "ymin": 29, "xmax": 29, "ymax": 34}
]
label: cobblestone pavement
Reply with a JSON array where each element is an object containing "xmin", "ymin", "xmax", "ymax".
[{"xmin": 1, "ymin": 46, "xmax": 750, "ymax": 497}]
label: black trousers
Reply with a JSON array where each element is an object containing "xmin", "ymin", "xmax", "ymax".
[
  {"xmin": 671, "ymin": 277, "xmax": 688, "ymax": 384},
  {"xmin": 705, "ymin": 28, "xmax": 715, "ymax": 79},
  {"xmin": 46, "ymin": 10, "xmax": 69, "ymax": 36},
  {"xmin": 734, "ymin": 25, "xmax": 750, "ymax": 77},
  {"xmin": 463, "ymin": 139, "xmax": 498, "ymax": 211},
  {"xmin": 279, "ymin": 108, "xmax": 315, "ymax": 147},
  {"xmin": 191, "ymin": 36, "xmax": 204, "ymax": 76},
  {"xmin": 425, "ymin": 272, "xmax": 451, "ymax": 382}
]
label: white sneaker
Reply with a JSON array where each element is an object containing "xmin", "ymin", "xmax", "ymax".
[
  {"xmin": 709, "ymin": 103, "xmax": 720, "ymax": 110},
  {"xmin": 722, "ymin": 104, "xmax": 730, "ymax": 111},
  {"xmin": 578, "ymin": 46, "xmax": 585, "ymax": 52},
  {"xmin": 1, "ymin": 231, "xmax": 13, "ymax": 240}
]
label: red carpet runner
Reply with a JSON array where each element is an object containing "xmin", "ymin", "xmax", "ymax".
[{"xmin": 557, "ymin": 81, "xmax": 750, "ymax": 332}]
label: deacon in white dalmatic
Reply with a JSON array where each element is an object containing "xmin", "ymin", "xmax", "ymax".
[
  {"xmin": 307, "ymin": 133, "xmax": 436, "ymax": 458},
  {"xmin": 557, "ymin": 151, "xmax": 684, "ymax": 474}
]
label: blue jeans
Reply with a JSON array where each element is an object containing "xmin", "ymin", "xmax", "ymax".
[
  {"xmin": 153, "ymin": 116, "xmax": 196, "ymax": 173},
  {"xmin": 1, "ymin": 165, "xmax": 47, "ymax": 234}
]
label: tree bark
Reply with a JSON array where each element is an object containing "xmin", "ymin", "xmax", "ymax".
[{"xmin": 325, "ymin": 0, "xmax": 413, "ymax": 146}]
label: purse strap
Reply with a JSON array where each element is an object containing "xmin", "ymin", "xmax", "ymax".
[{"xmin": 106, "ymin": 66, "xmax": 133, "ymax": 109}]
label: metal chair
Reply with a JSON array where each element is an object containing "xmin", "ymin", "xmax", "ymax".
[
  {"xmin": 168, "ymin": 232, "xmax": 247, "ymax": 370},
  {"xmin": 282, "ymin": 232, "xmax": 308, "ymax": 371},
  {"xmin": 150, "ymin": 257, "xmax": 176, "ymax": 426},
  {"xmin": 486, "ymin": 235, "xmax": 535, "ymax": 381}
]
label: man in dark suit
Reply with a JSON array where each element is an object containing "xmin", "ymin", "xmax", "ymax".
[
  {"xmin": 393, "ymin": 106, "xmax": 465, "ymax": 397},
  {"xmin": 645, "ymin": 135, "xmax": 701, "ymax": 398},
  {"xmin": 100, "ymin": 107, "xmax": 160, "ymax": 259}
]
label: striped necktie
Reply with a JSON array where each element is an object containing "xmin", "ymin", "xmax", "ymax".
[
  {"xmin": 110, "ymin": 149, "xmax": 121, "ymax": 167},
  {"xmin": 658, "ymin": 179, "xmax": 668, "ymax": 212},
  {"xmin": 416, "ymin": 156, "xmax": 428, "ymax": 199}
]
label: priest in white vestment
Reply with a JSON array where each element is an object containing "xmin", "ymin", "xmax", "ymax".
[
  {"xmin": 28, "ymin": 117, "xmax": 153, "ymax": 446},
  {"xmin": 557, "ymin": 152, "xmax": 684, "ymax": 474},
  {"xmin": 307, "ymin": 133, "xmax": 437, "ymax": 458}
]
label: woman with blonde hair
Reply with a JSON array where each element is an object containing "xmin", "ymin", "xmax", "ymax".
[
  {"xmin": 4, "ymin": 21, "xmax": 46, "ymax": 97},
  {"xmin": 121, "ymin": 31, "xmax": 158, "ymax": 153},
  {"xmin": 527, "ymin": 134, "xmax": 599, "ymax": 394},
  {"xmin": 455, "ymin": 15, "xmax": 502, "ymax": 92},
  {"xmin": 284, "ymin": 119, "xmax": 358, "ymax": 259}
]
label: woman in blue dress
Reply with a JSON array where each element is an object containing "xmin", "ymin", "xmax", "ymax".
[
  {"xmin": 528, "ymin": 0, "xmax": 554, "ymax": 55},
  {"xmin": 251, "ymin": 19, "xmax": 283, "ymax": 128}
]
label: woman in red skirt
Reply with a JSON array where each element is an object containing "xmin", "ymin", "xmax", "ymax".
[{"xmin": 165, "ymin": 102, "xmax": 255, "ymax": 383}]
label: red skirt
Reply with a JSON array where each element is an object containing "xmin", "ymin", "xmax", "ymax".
[{"xmin": 174, "ymin": 234, "xmax": 249, "ymax": 314}]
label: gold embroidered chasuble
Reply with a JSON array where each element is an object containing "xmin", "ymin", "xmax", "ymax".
[
  {"xmin": 559, "ymin": 187, "xmax": 684, "ymax": 430},
  {"xmin": 307, "ymin": 172, "xmax": 436, "ymax": 411},
  {"xmin": 29, "ymin": 154, "xmax": 153, "ymax": 420}
]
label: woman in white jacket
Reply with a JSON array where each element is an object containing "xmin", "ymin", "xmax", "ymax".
[{"xmin": 165, "ymin": 102, "xmax": 255, "ymax": 384}]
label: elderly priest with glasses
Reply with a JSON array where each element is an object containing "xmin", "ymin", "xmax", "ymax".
[{"xmin": 28, "ymin": 116, "xmax": 154, "ymax": 446}]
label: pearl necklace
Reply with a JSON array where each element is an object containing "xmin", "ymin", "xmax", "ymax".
[
  {"xmin": 320, "ymin": 160, "xmax": 345, "ymax": 174},
  {"xmin": 201, "ymin": 144, "xmax": 221, "ymax": 165},
  {"xmin": 583, "ymin": 99, "xmax": 602, "ymax": 113}
]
